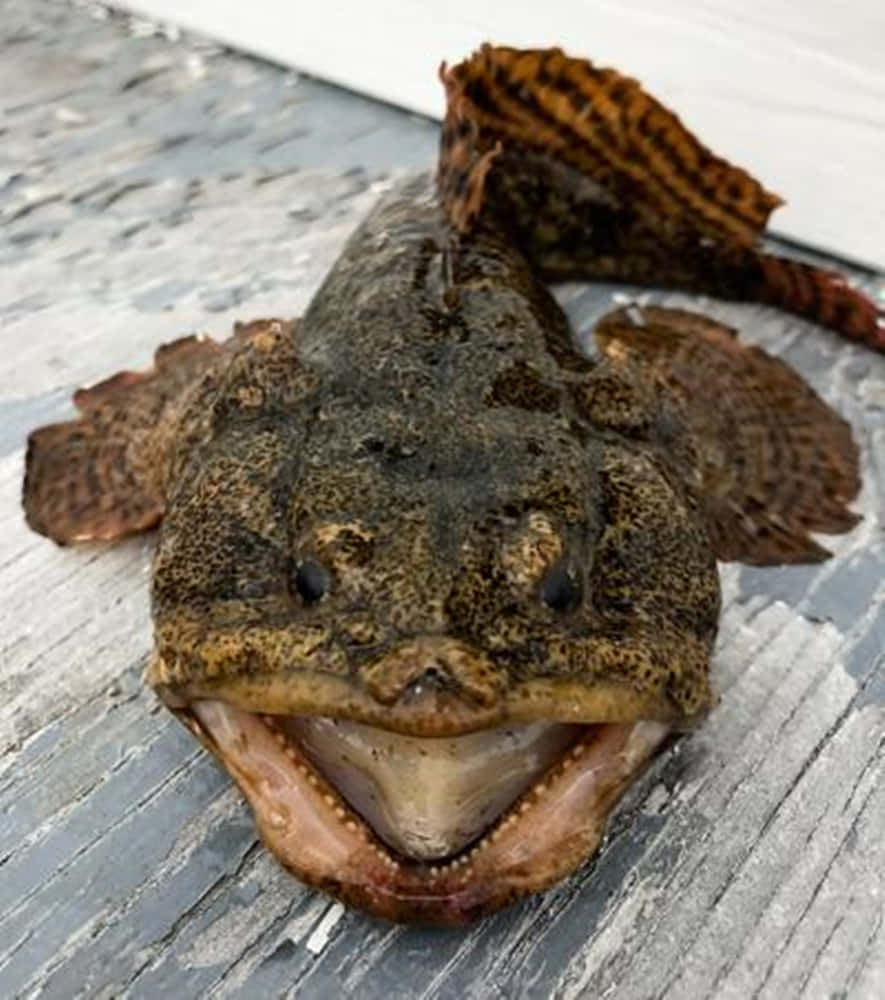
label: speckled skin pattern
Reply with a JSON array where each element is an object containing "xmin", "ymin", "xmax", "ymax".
[
  {"xmin": 147, "ymin": 174, "xmax": 719, "ymax": 732},
  {"xmin": 21, "ymin": 44, "xmax": 870, "ymax": 924}
]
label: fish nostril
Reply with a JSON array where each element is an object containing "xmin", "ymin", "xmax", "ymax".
[
  {"xmin": 402, "ymin": 664, "xmax": 451, "ymax": 701},
  {"xmin": 422, "ymin": 665, "xmax": 447, "ymax": 687}
]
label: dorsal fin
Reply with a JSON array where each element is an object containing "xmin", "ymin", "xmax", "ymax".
[{"xmin": 438, "ymin": 45, "xmax": 884, "ymax": 351}]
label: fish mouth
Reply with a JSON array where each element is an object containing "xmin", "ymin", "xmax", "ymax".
[{"xmin": 180, "ymin": 699, "xmax": 669, "ymax": 924}]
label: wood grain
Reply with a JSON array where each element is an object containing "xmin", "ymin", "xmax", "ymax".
[{"xmin": 1, "ymin": 3, "xmax": 883, "ymax": 997}]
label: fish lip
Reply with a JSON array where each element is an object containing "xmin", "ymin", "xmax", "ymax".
[
  {"xmin": 148, "ymin": 636, "xmax": 694, "ymax": 739},
  {"xmin": 167, "ymin": 697, "xmax": 672, "ymax": 923},
  {"xmin": 154, "ymin": 673, "xmax": 685, "ymax": 736}
]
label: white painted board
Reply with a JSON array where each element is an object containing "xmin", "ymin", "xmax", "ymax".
[{"xmin": 118, "ymin": 0, "xmax": 885, "ymax": 268}]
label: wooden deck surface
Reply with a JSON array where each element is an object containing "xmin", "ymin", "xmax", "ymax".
[{"xmin": 1, "ymin": 3, "xmax": 883, "ymax": 997}]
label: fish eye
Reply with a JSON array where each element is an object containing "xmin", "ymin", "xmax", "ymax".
[
  {"xmin": 540, "ymin": 561, "xmax": 581, "ymax": 612},
  {"xmin": 293, "ymin": 560, "xmax": 330, "ymax": 603}
]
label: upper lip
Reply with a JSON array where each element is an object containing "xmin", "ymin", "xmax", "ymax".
[{"xmin": 149, "ymin": 625, "xmax": 703, "ymax": 736}]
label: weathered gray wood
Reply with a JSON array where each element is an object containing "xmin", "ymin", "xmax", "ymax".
[{"xmin": 1, "ymin": 3, "xmax": 883, "ymax": 998}]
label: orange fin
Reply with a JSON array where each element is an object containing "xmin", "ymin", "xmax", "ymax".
[
  {"xmin": 438, "ymin": 45, "xmax": 884, "ymax": 351},
  {"xmin": 751, "ymin": 253, "xmax": 885, "ymax": 350},
  {"xmin": 595, "ymin": 306, "xmax": 861, "ymax": 565},
  {"xmin": 24, "ymin": 417, "xmax": 167, "ymax": 544},
  {"xmin": 439, "ymin": 45, "xmax": 781, "ymax": 247},
  {"xmin": 23, "ymin": 321, "xmax": 292, "ymax": 545}
]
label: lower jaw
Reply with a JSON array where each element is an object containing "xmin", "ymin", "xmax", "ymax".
[{"xmin": 185, "ymin": 700, "xmax": 670, "ymax": 924}]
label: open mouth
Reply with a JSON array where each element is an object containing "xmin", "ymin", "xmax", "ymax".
[{"xmin": 185, "ymin": 700, "xmax": 669, "ymax": 923}]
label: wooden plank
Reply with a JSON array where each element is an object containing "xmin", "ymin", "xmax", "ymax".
[
  {"xmin": 1, "ymin": 3, "xmax": 883, "ymax": 998},
  {"xmin": 116, "ymin": 0, "xmax": 885, "ymax": 269}
]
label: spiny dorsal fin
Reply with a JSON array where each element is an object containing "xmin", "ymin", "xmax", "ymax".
[{"xmin": 439, "ymin": 45, "xmax": 781, "ymax": 247}]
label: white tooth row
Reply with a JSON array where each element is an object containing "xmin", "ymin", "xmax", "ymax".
[
  {"xmin": 424, "ymin": 744, "xmax": 590, "ymax": 884},
  {"xmin": 261, "ymin": 714, "xmax": 390, "ymax": 854},
  {"xmin": 259, "ymin": 715, "xmax": 588, "ymax": 883},
  {"xmin": 444, "ymin": 740, "xmax": 588, "ymax": 876}
]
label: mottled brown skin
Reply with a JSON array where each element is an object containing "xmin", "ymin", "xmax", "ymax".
[
  {"xmin": 149, "ymin": 175, "xmax": 719, "ymax": 731},
  {"xmin": 21, "ymin": 46, "xmax": 872, "ymax": 923}
]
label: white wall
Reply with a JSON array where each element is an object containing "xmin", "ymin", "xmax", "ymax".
[{"xmin": 120, "ymin": 1, "xmax": 885, "ymax": 267}]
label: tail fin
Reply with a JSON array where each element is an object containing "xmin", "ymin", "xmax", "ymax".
[{"xmin": 438, "ymin": 45, "xmax": 884, "ymax": 351}]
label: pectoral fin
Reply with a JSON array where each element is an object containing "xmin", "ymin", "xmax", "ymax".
[
  {"xmin": 23, "ymin": 320, "xmax": 292, "ymax": 545},
  {"xmin": 594, "ymin": 306, "xmax": 861, "ymax": 565}
]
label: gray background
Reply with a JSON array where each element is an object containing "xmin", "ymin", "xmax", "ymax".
[{"xmin": 1, "ymin": 2, "xmax": 883, "ymax": 997}]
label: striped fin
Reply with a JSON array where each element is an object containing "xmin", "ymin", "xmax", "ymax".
[
  {"xmin": 438, "ymin": 45, "xmax": 885, "ymax": 352},
  {"xmin": 595, "ymin": 306, "xmax": 862, "ymax": 564},
  {"xmin": 439, "ymin": 45, "xmax": 781, "ymax": 247},
  {"xmin": 753, "ymin": 254, "xmax": 884, "ymax": 348},
  {"xmin": 23, "ymin": 321, "xmax": 292, "ymax": 545}
]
